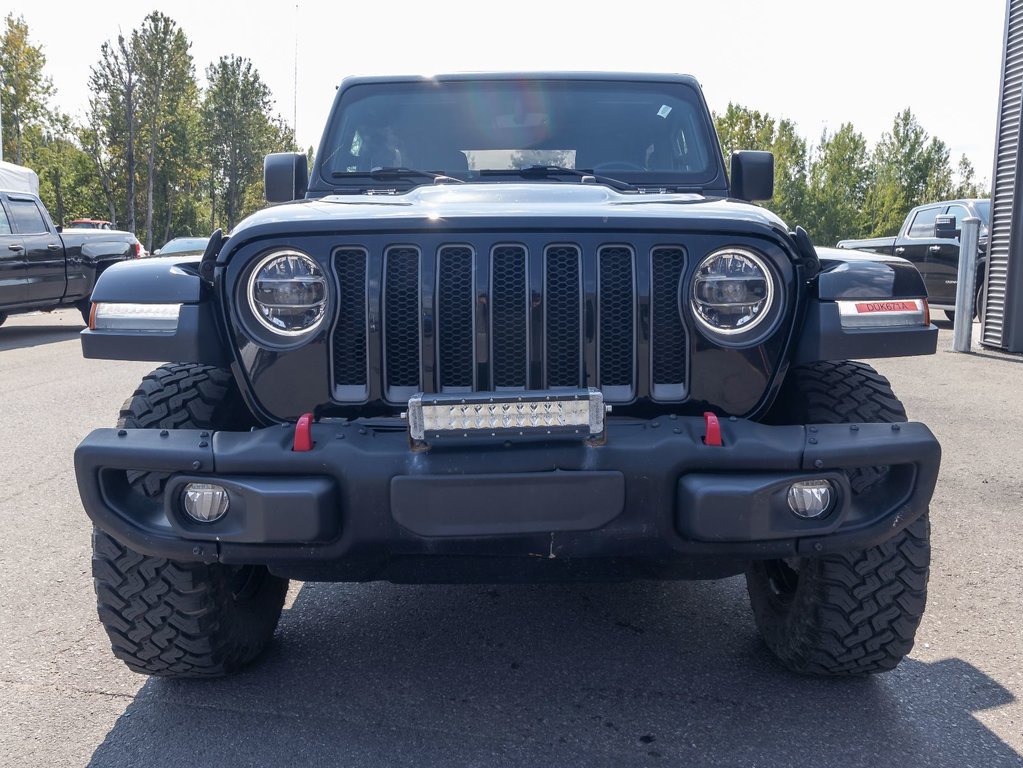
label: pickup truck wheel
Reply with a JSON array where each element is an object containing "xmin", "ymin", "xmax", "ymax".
[
  {"xmin": 91, "ymin": 362, "xmax": 287, "ymax": 677},
  {"xmin": 77, "ymin": 298, "xmax": 92, "ymax": 325},
  {"xmin": 746, "ymin": 361, "xmax": 930, "ymax": 675}
]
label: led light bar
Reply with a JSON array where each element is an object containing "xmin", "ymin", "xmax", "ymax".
[
  {"xmin": 837, "ymin": 299, "xmax": 928, "ymax": 329},
  {"xmin": 408, "ymin": 389, "xmax": 605, "ymax": 442},
  {"xmin": 91, "ymin": 302, "xmax": 182, "ymax": 331}
]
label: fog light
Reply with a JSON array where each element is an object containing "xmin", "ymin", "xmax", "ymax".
[
  {"xmin": 787, "ymin": 480, "xmax": 833, "ymax": 519},
  {"xmin": 182, "ymin": 483, "xmax": 230, "ymax": 523}
]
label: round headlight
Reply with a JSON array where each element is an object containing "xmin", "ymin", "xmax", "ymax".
[
  {"xmin": 247, "ymin": 250, "xmax": 327, "ymax": 335},
  {"xmin": 690, "ymin": 248, "xmax": 775, "ymax": 336}
]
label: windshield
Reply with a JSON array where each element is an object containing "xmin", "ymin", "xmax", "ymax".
[
  {"xmin": 320, "ymin": 78, "xmax": 719, "ymax": 186},
  {"xmin": 160, "ymin": 238, "xmax": 208, "ymax": 254},
  {"xmin": 974, "ymin": 200, "xmax": 991, "ymax": 226}
]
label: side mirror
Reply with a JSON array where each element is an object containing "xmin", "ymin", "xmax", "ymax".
[
  {"xmin": 730, "ymin": 151, "xmax": 774, "ymax": 202},
  {"xmin": 55, "ymin": 225, "xmax": 63, "ymax": 233},
  {"xmin": 934, "ymin": 214, "xmax": 959, "ymax": 239},
  {"xmin": 153, "ymin": 249, "xmax": 161, "ymax": 256},
  {"xmin": 264, "ymin": 152, "xmax": 309, "ymax": 203}
]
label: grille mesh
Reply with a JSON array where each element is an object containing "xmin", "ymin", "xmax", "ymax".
[
  {"xmin": 651, "ymin": 247, "xmax": 686, "ymax": 386},
  {"xmin": 491, "ymin": 246, "xmax": 528, "ymax": 387},
  {"xmin": 384, "ymin": 247, "xmax": 421, "ymax": 389},
  {"xmin": 332, "ymin": 248, "xmax": 368, "ymax": 388},
  {"xmin": 598, "ymin": 247, "xmax": 634, "ymax": 387},
  {"xmin": 545, "ymin": 245, "xmax": 582, "ymax": 387},
  {"xmin": 437, "ymin": 246, "xmax": 475, "ymax": 388}
]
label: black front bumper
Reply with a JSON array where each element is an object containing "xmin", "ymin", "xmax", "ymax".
[{"xmin": 74, "ymin": 416, "xmax": 940, "ymax": 582}]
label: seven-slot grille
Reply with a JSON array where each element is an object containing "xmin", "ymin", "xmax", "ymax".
[{"xmin": 331, "ymin": 242, "xmax": 688, "ymax": 403}]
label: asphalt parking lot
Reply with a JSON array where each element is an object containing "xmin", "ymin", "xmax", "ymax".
[{"xmin": 0, "ymin": 308, "xmax": 1020, "ymax": 768}]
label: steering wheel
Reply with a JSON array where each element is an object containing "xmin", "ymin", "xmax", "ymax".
[{"xmin": 592, "ymin": 161, "xmax": 646, "ymax": 173}]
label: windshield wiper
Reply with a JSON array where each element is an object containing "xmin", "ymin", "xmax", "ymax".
[
  {"xmin": 331, "ymin": 167, "xmax": 464, "ymax": 184},
  {"xmin": 480, "ymin": 165, "xmax": 637, "ymax": 191}
]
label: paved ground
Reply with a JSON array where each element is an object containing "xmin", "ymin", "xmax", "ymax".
[{"xmin": 0, "ymin": 309, "xmax": 1020, "ymax": 768}]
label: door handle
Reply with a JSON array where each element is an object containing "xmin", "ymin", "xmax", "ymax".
[
  {"xmin": 47, "ymin": 243, "xmax": 62, "ymax": 251},
  {"xmin": 928, "ymin": 245, "xmax": 942, "ymax": 254},
  {"xmin": 7, "ymin": 243, "xmax": 23, "ymax": 251},
  {"xmin": 894, "ymin": 247, "xmax": 906, "ymax": 255}
]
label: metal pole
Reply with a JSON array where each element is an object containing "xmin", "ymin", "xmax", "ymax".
[{"xmin": 952, "ymin": 216, "xmax": 981, "ymax": 352}]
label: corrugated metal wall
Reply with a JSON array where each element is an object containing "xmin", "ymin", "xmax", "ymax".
[{"xmin": 984, "ymin": 0, "xmax": 1023, "ymax": 350}]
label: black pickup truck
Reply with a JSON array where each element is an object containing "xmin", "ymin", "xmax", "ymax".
[
  {"xmin": 0, "ymin": 189, "xmax": 143, "ymax": 326},
  {"xmin": 837, "ymin": 198, "xmax": 990, "ymax": 321},
  {"xmin": 75, "ymin": 72, "xmax": 941, "ymax": 679}
]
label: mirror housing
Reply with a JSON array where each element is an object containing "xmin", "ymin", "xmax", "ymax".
[
  {"xmin": 730, "ymin": 151, "xmax": 774, "ymax": 202},
  {"xmin": 934, "ymin": 214, "xmax": 959, "ymax": 239},
  {"xmin": 264, "ymin": 152, "xmax": 309, "ymax": 203}
]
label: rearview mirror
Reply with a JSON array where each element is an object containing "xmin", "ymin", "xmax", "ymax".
[
  {"xmin": 934, "ymin": 215, "xmax": 959, "ymax": 239},
  {"xmin": 730, "ymin": 151, "xmax": 774, "ymax": 202},
  {"xmin": 264, "ymin": 152, "xmax": 309, "ymax": 203}
]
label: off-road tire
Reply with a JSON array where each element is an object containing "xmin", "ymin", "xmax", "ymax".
[
  {"xmin": 117, "ymin": 363, "xmax": 254, "ymax": 496},
  {"xmin": 92, "ymin": 363, "xmax": 288, "ymax": 677},
  {"xmin": 747, "ymin": 360, "xmax": 930, "ymax": 675},
  {"xmin": 93, "ymin": 529, "xmax": 289, "ymax": 677}
]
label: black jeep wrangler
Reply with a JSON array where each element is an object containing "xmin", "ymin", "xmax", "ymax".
[{"xmin": 75, "ymin": 72, "xmax": 940, "ymax": 678}]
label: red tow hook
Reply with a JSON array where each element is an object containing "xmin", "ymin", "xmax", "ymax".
[
  {"xmin": 293, "ymin": 412, "xmax": 314, "ymax": 452},
  {"xmin": 703, "ymin": 411, "xmax": 723, "ymax": 446}
]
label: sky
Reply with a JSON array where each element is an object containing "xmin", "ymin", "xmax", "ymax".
[{"xmin": 7, "ymin": 0, "xmax": 1009, "ymax": 186}]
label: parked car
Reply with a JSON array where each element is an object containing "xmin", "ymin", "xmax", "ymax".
[
  {"xmin": 837, "ymin": 198, "xmax": 990, "ymax": 321},
  {"xmin": 150, "ymin": 236, "xmax": 210, "ymax": 257},
  {"xmin": 77, "ymin": 71, "xmax": 941, "ymax": 679},
  {"xmin": 66, "ymin": 218, "xmax": 116, "ymax": 230}
]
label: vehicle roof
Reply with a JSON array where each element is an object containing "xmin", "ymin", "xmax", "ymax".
[
  {"xmin": 338, "ymin": 71, "xmax": 702, "ymax": 88},
  {"xmin": 911, "ymin": 198, "xmax": 989, "ymax": 208}
]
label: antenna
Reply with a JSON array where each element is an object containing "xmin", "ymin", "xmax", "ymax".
[{"xmin": 293, "ymin": 3, "xmax": 299, "ymax": 145}]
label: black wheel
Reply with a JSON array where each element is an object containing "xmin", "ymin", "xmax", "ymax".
[
  {"xmin": 746, "ymin": 361, "xmax": 930, "ymax": 675},
  {"xmin": 93, "ymin": 529, "xmax": 289, "ymax": 677},
  {"xmin": 92, "ymin": 363, "xmax": 288, "ymax": 677}
]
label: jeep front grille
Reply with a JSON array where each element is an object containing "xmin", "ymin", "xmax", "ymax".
[{"xmin": 330, "ymin": 239, "xmax": 689, "ymax": 404}]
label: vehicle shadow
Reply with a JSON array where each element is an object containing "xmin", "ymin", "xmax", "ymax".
[
  {"xmin": 0, "ymin": 321, "xmax": 83, "ymax": 352},
  {"xmin": 88, "ymin": 578, "xmax": 1019, "ymax": 767}
]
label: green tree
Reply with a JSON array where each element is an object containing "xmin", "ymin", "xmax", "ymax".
[
  {"xmin": 203, "ymin": 55, "xmax": 295, "ymax": 230},
  {"xmin": 713, "ymin": 104, "xmax": 809, "ymax": 229},
  {"xmin": 863, "ymin": 109, "xmax": 954, "ymax": 236},
  {"xmin": 714, "ymin": 103, "xmax": 776, "ymax": 160},
  {"xmin": 806, "ymin": 123, "xmax": 871, "ymax": 245},
  {"xmin": 87, "ymin": 32, "xmax": 140, "ymax": 233},
  {"xmin": 0, "ymin": 14, "xmax": 54, "ymax": 165},
  {"xmin": 24, "ymin": 119, "xmax": 105, "ymax": 225},
  {"xmin": 135, "ymin": 11, "xmax": 196, "ymax": 251},
  {"xmin": 769, "ymin": 118, "xmax": 809, "ymax": 230},
  {"xmin": 953, "ymin": 155, "xmax": 989, "ymax": 199}
]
